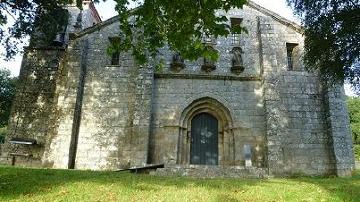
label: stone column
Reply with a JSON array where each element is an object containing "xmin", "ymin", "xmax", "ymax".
[
  {"xmin": 130, "ymin": 65, "xmax": 155, "ymax": 166},
  {"xmin": 258, "ymin": 16, "xmax": 286, "ymax": 175}
]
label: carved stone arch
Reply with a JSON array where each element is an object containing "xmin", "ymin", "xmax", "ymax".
[
  {"xmin": 177, "ymin": 97, "xmax": 236, "ymax": 166},
  {"xmin": 176, "ymin": 93, "xmax": 236, "ymax": 124}
]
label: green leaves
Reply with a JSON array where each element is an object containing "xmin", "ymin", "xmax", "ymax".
[
  {"xmin": 0, "ymin": 69, "xmax": 17, "ymax": 127},
  {"xmin": 114, "ymin": 0, "xmax": 247, "ymax": 64},
  {"xmin": 1, "ymin": 0, "xmax": 248, "ymax": 65},
  {"xmin": 347, "ymin": 97, "xmax": 360, "ymax": 145},
  {"xmin": 287, "ymin": 0, "xmax": 360, "ymax": 94},
  {"xmin": 0, "ymin": 0, "xmax": 71, "ymax": 59}
]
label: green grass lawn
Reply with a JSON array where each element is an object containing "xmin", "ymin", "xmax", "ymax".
[{"xmin": 0, "ymin": 166, "xmax": 359, "ymax": 202}]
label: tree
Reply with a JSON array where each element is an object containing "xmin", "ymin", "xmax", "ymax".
[
  {"xmin": 0, "ymin": 68, "xmax": 17, "ymax": 128},
  {"xmin": 286, "ymin": 0, "xmax": 360, "ymax": 94},
  {"xmin": 347, "ymin": 97, "xmax": 360, "ymax": 144},
  {"xmin": 112, "ymin": 0, "xmax": 247, "ymax": 64},
  {"xmin": 1, "ymin": 0, "xmax": 247, "ymax": 63},
  {"xmin": 0, "ymin": 0, "xmax": 80, "ymax": 59}
]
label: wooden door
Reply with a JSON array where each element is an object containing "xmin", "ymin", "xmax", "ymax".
[{"xmin": 190, "ymin": 113, "xmax": 218, "ymax": 165}]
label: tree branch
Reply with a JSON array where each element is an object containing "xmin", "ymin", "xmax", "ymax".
[
  {"xmin": 0, "ymin": 1, "xmax": 37, "ymax": 13},
  {"xmin": 0, "ymin": 4, "xmax": 16, "ymax": 21}
]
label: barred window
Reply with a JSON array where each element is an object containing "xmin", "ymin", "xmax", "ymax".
[{"xmin": 230, "ymin": 18, "xmax": 242, "ymax": 45}]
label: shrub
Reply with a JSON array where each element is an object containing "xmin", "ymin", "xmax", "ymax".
[
  {"xmin": 0, "ymin": 127, "xmax": 6, "ymax": 144},
  {"xmin": 354, "ymin": 145, "xmax": 360, "ymax": 161},
  {"xmin": 0, "ymin": 69, "xmax": 17, "ymax": 128},
  {"xmin": 347, "ymin": 97, "xmax": 360, "ymax": 144}
]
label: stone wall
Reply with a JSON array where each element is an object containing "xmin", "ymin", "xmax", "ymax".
[
  {"xmin": 43, "ymin": 39, "xmax": 87, "ymax": 168},
  {"xmin": 150, "ymin": 78, "xmax": 266, "ymax": 167},
  {"xmin": 323, "ymin": 82, "xmax": 355, "ymax": 176},
  {"xmin": 264, "ymin": 70, "xmax": 335, "ymax": 175},
  {"xmin": 2, "ymin": 2, "xmax": 354, "ymax": 176},
  {"xmin": 1, "ymin": 47, "xmax": 65, "ymax": 167},
  {"xmin": 46, "ymin": 22, "xmax": 153, "ymax": 170},
  {"xmin": 146, "ymin": 6, "xmax": 274, "ymax": 168},
  {"xmin": 257, "ymin": 13, "xmax": 350, "ymax": 175}
]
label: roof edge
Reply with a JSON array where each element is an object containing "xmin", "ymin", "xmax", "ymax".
[
  {"xmin": 72, "ymin": 15, "xmax": 119, "ymax": 39},
  {"xmin": 88, "ymin": 1, "xmax": 102, "ymax": 23},
  {"xmin": 247, "ymin": 1, "xmax": 303, "ymax": 33},
  {"xmin": 72, "ymin": 1, "xmax": 303, "ymax": 39}
]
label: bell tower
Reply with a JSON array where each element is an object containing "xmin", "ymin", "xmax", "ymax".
[{"xmin": 67, "ymin": 1, "xmax": 102, "ymax": 33}]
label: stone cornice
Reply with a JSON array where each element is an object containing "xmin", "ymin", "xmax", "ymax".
[{"xmin": 154, "ymin": 73, "xmax": 262, "ymax": 81}]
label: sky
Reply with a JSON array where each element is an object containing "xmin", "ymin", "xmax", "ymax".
[{"xmin": 0, "ymin": 0, "xmax": 357, "ymax": 96}]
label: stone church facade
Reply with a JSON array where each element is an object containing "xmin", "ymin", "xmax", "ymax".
[{"xmin": 1, "ymin": 1, "xmax": 355, "ymax": 177}]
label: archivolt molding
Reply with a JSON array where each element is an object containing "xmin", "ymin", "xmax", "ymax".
[
  {"xmin": 178, "ymin": 94, "xmax": 234, "ymax": 122},
  {"xmin": 180, "ymin": 97, "xmax": 233, "ymax": 130},
  {"xmin": 177, "ymin": 96, "xmax": 237, "ymax": 165}
]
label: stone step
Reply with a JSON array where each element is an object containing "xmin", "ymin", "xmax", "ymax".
[{"xmin": 151, "ymin": 165, "xmax": 268, "ymax": 178}]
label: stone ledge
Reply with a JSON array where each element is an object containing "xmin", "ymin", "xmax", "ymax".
[
  {"xmin": 151, "ymin": 165, "xmax": 268, "ymax": 178},
  {"xmin": 155, "ymin": 73, "xmax": 262, "ymax": 81}
]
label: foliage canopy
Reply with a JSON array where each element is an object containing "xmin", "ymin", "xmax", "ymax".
[
  {"xmin": 113, "ymin": 0, "xmax": 247, "ymax": 64},
  {"xmin": 0, "ymin": 68, "xmax": 17, "ymax": 128},
  {"xmin": 1, "ymin": 0, "xmax": 247, "ymax": 63},
  {"xmin": 347, "ymin": 97, "xmax": 360, "ymax": 145},
  {"xmin": 286, "ymin": 0, "xmax": 360, "ymax": 93},
  {"xmin": 0, "ymin": 0, "xmax": 76, "ymax": 59}
]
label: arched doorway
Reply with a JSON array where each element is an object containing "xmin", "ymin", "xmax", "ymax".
[
  {"xmin": 177, "ymin": 97, "xmax": 235, "ymax": 166},
  {"xmin": 190, "ymin": 113, "xmax": 218, "ymax": 165}
]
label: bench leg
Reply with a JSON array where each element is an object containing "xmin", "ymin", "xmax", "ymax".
[{"xmin": 11, "ymin": 156, "xmax": 15, "ymax": 166}]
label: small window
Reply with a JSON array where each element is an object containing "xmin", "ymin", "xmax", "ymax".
[
  {"xmin": 231, "ymin": 18, "xmax": 243, "ymax": 27},
  {"xmin": 230, "ymin": 18, "xmax": 243, "ymax": 44},
  {"xmin": 286, "ymin": 43, "xmax": 299, "ymax": 71},
  {"xmin": 109, "ymin": 37, "xmax": 120, "ymax": 65},
  {"xmin": 111, "ymin": 52, "xmax": 120, "ymax": 65}
]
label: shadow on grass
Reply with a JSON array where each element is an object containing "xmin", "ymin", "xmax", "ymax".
[
  {"xmin": 0, "ymin": 166, "xmax": 359, "ymax": 201},
  {"xmin": 290, "ymin": 171, "xmax": 360, "ymax": 202},
  {"xmin": 0, "ymin": 166, "xmax": 258, "ymax": 199}
]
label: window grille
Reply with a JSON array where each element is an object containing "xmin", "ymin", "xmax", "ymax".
[{"xmin": 230, "ymin": 18, "xmax": 243, "ymax": 45}]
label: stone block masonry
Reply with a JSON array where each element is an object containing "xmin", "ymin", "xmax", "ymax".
[
  {"xmin": 1, "ymin": 1, "xmax": 354, "ymax": 177},
  {"xmin": 1, "ymin": 47, "xmax": 65, "ymax": 167}
]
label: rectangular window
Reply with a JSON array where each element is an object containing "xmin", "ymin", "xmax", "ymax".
[
  {"xmin": 109, "ymin": 37, "xmax": 120, "ymax": 65},
  {"xmin": 111, "ymin": 52, "xmax": 120, "ymax": 65},
  {"xmin": 231, "ymin": 18, "xmax": 242, "ymax": 27},
  {"xmin": 230, "ymin": 18, "xmax": 242, "ymax": 44},
  {"xmin": 286, "ymin": 43, "xmax": 299, "ymax": 71}
]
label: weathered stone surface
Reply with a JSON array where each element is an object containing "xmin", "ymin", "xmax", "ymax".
[
  {"xmin": 153, "ymin": 165, "xmax": 268, "ymax": 179},
  {"xmin": 0, "ymin": 1, "xmax": 354, "ymax": 177}
]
